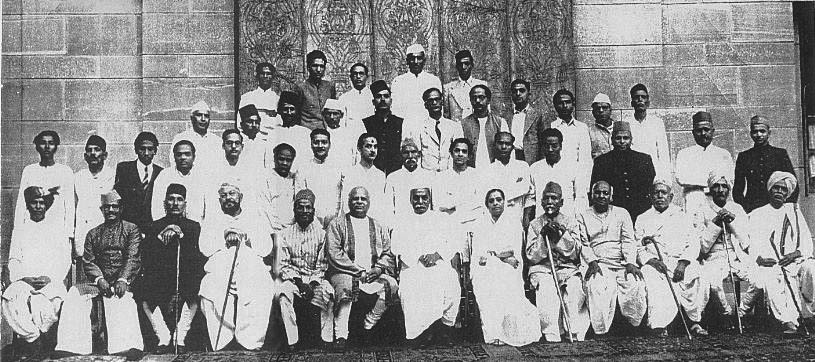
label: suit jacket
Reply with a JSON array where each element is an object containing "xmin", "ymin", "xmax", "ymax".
[
  {"xmin": 733, "ymin": 144, "xmax": 798, "ymax": 213},
  {"xmin": 363, "ymin": 113, "xmax": 404, "ymax": 175},
  {"xmin": 591, "ymin": 148, "xmax": 656, "ymax": 222},
  {"xmin": 114, "ymin": 160, "xmax": 163, "ymax": 230},
  {"xmin": 507, "ymin": 105, "xmax": 549, "ymax": 164},
  {"xmin": 461, "ymin": 112, "xmax": 509, "ymax": 168}
]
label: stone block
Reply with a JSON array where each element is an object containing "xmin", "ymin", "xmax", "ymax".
[
  {"xmin": 666, "ymin": 43, "xmax": 798, "ymax": 67},
  {"xmin": 3, "ymin": 17, "xmax": 22, "ymax": 53},
  {"xmin": 143, "ymin": 13, "xmax": 233, "ymax": 54},
  {"xmin": 708, "ymin": 104, "xmax": 800, "ymax": 131},
  {"xmin": 740, "ymin": 65, "xmax": 798, "ymax": 107},
  {"xmin": 143, "ymin": 0, "xmax": 187, "ymax": 13},
  {"xmin": 654, "ymin": 107, "xmax": 704, "ymax": 132},
  {"xmin": 21, "ymin": 0, "xmax": 141, "ymax": 14},
  {"xmin": 190, "ymin": 14, "xmax": 234, "ymax": 54},
  {"xmin": 1, "ymin": 116, "xmax": 21, "ymax": 145},
  {"xmin": 1, "ymin": 145, "xmax": 30, "ymax": 188},
  {"xmin": 22, "ymin": 55, "xmax": 98, "ymax": 78},
  {"xmin": 3, "ymin": 0, "xmax": 22, "ymax": 15},
  {"xmin": 99, "ymin": 56, "xmax": 142, "ymax": 78},
  {"xmin": 143, "ymin": 55, "xmax": 187, "ymax": 77},
  {"xmin": 192, "ymin": 0, "xmax": 232, "ymax": 13},
  {"xmin": 188, "ymin": 55, "xmax": 234, "ymax": 78},
  {"xmin": 732, "ymin": 3, "xmax": 793, "ymax": 43},
  {"xmin": 574, "ymin": 4, "xmax": 662, "ymax": 46},
  {"xmin": 576, "ymin": 45, "xmax": 662, "ymax": 69},
  {"xmin": 663, "ymin": 44, "xmax": 706, "ymax": 67},
  {"xmin": 661, "ymin": 66, "xmax": 740, "ymax": 108},
  {"xmin": 2, "ymin": 78, "xmax": 23, "ymax": 121},
  {"xmin": 66, "ymin": 15, "xmax": 140, "ymax": 55},
  {"xmin": 64, "ymin": 79, "xmax": 141, "ymax": 120},
  {"xmin": 141, "ymin": 78, "xmax": 234, "ymax": 121},
  {"xmin": 21, "ymin": 79, "xmax": 63, "ymax": 121},
  {"xmin": 2, "ymin": 55, "xmax": 22, "ymax": 78},
  {"xmin": 103, "ymin": 144, "xmax": 135, "ymax": 167},
  {"xmin": 664, "ymin": 3, "xmax": 732, "ymax": 44},
  {"xmin": 21, "ymin": 120, "xmax": 142, "ymax": 147},
  {"xmin": 21, "ymin": 16, "xmax": 65, "ymax": 53},
  {"xmin": 1, "ymin": 189, "xmax": 17, "ymax": 253},
  {"xmin": 575, "ymin": 68, "xmax": 666, "ymax": 111}
]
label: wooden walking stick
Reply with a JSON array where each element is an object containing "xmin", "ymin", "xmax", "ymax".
[
  {"xmin": 215, "ymin": 239, "xmax": 242, "ymax": 349},
  {"xmin": 544, "ymin": 232, "xmax": 574, "ymax": 343},
  {"xmin": 650, "ymin": 240, "xmax": 693, "ymax": 340},
  {"xmin": 173, "ymin": 239, "xmax": 182, "ymax": 354},
  {"xmin": 768, "ymin": 230, "xmax": 810, "ymax": 336},
  {"xmin": 721, "ymin": 224, "xmax": 743, "ymax": 334}
]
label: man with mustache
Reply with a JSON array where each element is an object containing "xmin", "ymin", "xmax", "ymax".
[
  {"xmin": 415, "ymin": 87, "xmax": 463, "ymax": 172},
  {"xmin": 341, "ymin": 133, "xmax": 388, "ymax": 224},
  {"xmin": 338, "ymin": 63, "xmax": 374, "ymax": 126},
  {"xmin": 295, "ymin": 50, "xmax": 337, "ymax": 130},
  {"xmin": 171, "ymin": 101, "xmax": 222, "ymax": 167},
  {"xmin": 321, "ymin": 98, "xmax": 364, "ymax": 167},
  {"xmin": 151, "ymin": 140, "xmax": 206, "ymax": 223},
  {"xmin": 621, "ymin": 84, "xmax": 671, "ymax": 179},
  {"xmin": 391, "ymin": 43, "xmax": 442, "ymax": 128},
  {"xmin": 443, "ymin": 50, "xmax": 487, "ymax": 123},
  {"xmin": 239, "ymin": 62, "xmax": 280, "ymax": 130},
  {"xmin": 384, "ymin": 139, "xmax": 434, "ymax": 223},
  {"xmin": 507, "ymin": 78, "xmax": 546, "ymax": 164},
  {"xmin": 362, "ymin": 80, "xmax": 405, "ymax": 175},
  {"xmin": 461, "ymin": 85, "xmax": 510, "ymax": 169},
  {"xmin": 74, "ymin": 135, "xmax": 115, "ymax": 258},
  {"xmin": 530, "ymin": 128, "xmax": 589, "ymax": 219},
  {"xmin": 268, "ymin": 91, "xmax": 312, "ymax": 160},
  {"xmin": 295, "ymin": 128, "xmax": 344, "ymax": 227}
]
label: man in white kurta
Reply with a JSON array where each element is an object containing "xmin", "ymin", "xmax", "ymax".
[
  {"xmin": 322, "ymin": 99, "xmax": 364, "ymax": 168},
  {"xmin": 170, "ymin": 101, "xmax": 223, "ymax": 168},
  {"xmin": 390, "ymin": 44, "xmax": 442, "ymax": 129},
  {"xmin": 238, "ymin": 62, "xmax": 280, "ymax": 131},
  {"xmin": 696, "ymin": 172, "xmax": 756, "ymax": 322},
  {"xmin": 578, "ymin": 181, "xmax": 647, "ymax": 335},
  {"xmin": 207, "ymin": 129, "xmax": 269, "ymax": 223},
  {"xmin": 550, "ymin": 90, "xmax": 592, "ymax": 184},
  {"xmin": 384, "ymin": 140, "xmax": 435, "ymax": 224},
  {"xmin": 238, "ymin": 104, "xmax": 274, "ymax": 169},
  {"xmin": 338, "ymin": 63, "xmax": 374, "ymax": 127},
  {"xmin": 392, "ymin": 188, "xmax": 460, "ymax": 342},
  {"xmin": 267, "ymin": 143, "xmax": 298, "ymax": 232},
  {"xmin": 526, "ymin": 182, "xmax": 589, "ymax": 342},
  {"xmin": 199, "ymin": 183, "xmax": 275, "ymax": 350},
  {"xmin": 3, "ymin": 187, "xmax": 71, "ymax": 347},
  {"xmin": 296, "ymin": 128, "xmax": 343, "ymax": 227},
  {"xmin": 268, "ymin": 91, "xmax": 312, "ymax": 161},
  {"xmin": 636, "ymin": 180, "xmax": 707, "ymax": 336},
  {"xmin": 74, "ymin": 135, "xmax": 115, "ymax": 257},
  {"xmin": 748, "ymin": 172, "xmax": 815, "ymax": 334},
  {"xmin": 443, "ymin": 50, "xmax": 487, "ymax": 123},
  {"xmin": 434, "ymin": 138, "xmax": 483, "ymax": 262},
  {"xmin": 151, "ymin": 141, "xmax": 207, "ymax": 223},
  {"xmin": 530, "ymin": 128, "xmax": 588, "ymax": 219},
  {"xmin": 481, "ymin": 132, "xmax": 534, "ymax": 229},
  {"xmin": 622, "ymin": 84, "xmax": 672, "ymax": 180},
  {"xmin": 14, "ymin": 131, "xmax": 75, "ymax": 241},
  {"xmin": 340, "ymin": 134, "xmax": 388, "ymax": 224},
  {"xmin": 674, "ymin": 111, "xmax": 734, "ymax": 216}
]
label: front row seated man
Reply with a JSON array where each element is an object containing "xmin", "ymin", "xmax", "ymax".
[
  {"xmin": 2, "ymin": 187, "xmax": 71, "ymax": 354},
  {"xmin": 55, "ymin": 190, "xmax": 144, "ymax": 359}
]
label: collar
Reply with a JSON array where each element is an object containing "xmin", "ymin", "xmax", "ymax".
[
  {"xmin": 514, "ymin": 105, "xmax": 529, "ymax": 114},
  {"xmin": 594, "ymin": 122, "xmax": 613, "ymax": 131},
  {"xmin": 555, "ymin": 117, "xmax": 576, "ymax": 126}
]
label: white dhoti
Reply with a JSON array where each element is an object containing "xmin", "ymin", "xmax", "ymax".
[
  {"xmin": 750, "ymin": 259, "xmax": 815, "ymax": 325},
  {"xmin": 201, "ymin": 292, "xmax": 272, "ymax": 351},
  {"xmin": 1, "ymin": 281, "xmax": 63, "ymax": 343},
  {"xmin": 141, "ymin": 300, "xmax": 199, "ymax": 346},
  {"xmin": 279, "ymin": 279, "xmax": 335, "ymax": 344},
  {"xmin": 399, "ymin": 264, "xmax": 461, "ymax": 339},
  {"xmin": 55, "ymin": 287, "xmax": 143, "ymax": 354},
  {"xmin": 700, "ymin": 254, "xmax": 755, "ymax": 315},
  {"xmin": 529, "ymin": 271, "xmax": 589, "ymax": 341},
  {"xmin": 471, "ymin": 256, "xmax": 541, "ymax": 346},
  {"xmin": 584, "ymin": 267, "xmax": 647, "ymax": 334},
  {"xmin": 642, "ymin": 261, "xmax": 706, "ymax": 328}
]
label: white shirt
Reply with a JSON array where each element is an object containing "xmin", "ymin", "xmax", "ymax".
[
  {"xmin": 240, "ymin": 87, "xmax": 280, "ymax": 130},
  {"xmin": 550, "ymin": 117, "xmax": 592, "ymax": 172},
  {"xmin": 674, "ymin": 144, "xmax": 734, "ymax": 214},
  {"xmin": 14, "ymin": 162, "xmax": 75, "ymax": 236},
  {"xmin": 475, "ymin": 116, "xmax": 509, "ymax": 169},
  {"xmin": 73, "ymin": 166, "xmax": 115, "ymax": 254},
  {"xmin": 268, "ymin": 125, "xmax": 312, "ymax": 168},
  {"xmin": 326, "ymin": 124, "xmax": 364, "ymax": 168},
  {"xmin": 529, "ymin": 158, "xmax": 588, "ymax": 218},
  {"xmin": 434, "ymin": 167, "xmax": 483, "ymax": 224},
  {"xmin": 622, "ymin": 112, "xmax": 672, "ymax": 179},
  {"xmin": 171, "ymin": 129, "xmax": 223, "ymax": 169},
  {"xmin": 443, "ymin": 77, "xmax": 487, "ymax": 122},
  {"xmin": 267, "ymin": 170, "xmax": 298, "ymax": 231},
  {"xmin": 240, "ymin": 131, "xmax": 273, "ymax": 169},
  {"xmin": 350, "ymin": 216, "xmax": 372, "ymax": 268},
  {"xmin": 416, "ymin": 115, "xmax": 464, "ymax": 172},
  {"xmin": 338, "ymin": 87, "xmax": 374, "ymax": 127},
  {"xmin": 136, "ymin": 161, "xmax": 154, "ymax": 183},
  {"xmin": 341, "ymin": 163, "xmax": 387, "ymax": 224},
  {"xmin": 8, "ymin": 215, "xmax": 72, "ymax": 290},
  {"xmin": 482, "ymin": 159, "xmax": 533, "ymax": 222},
  {"xmin": 510, "ymin": 106, "xmax": 528, "ymax": 150},
  {"xmin": 296, "ymin": 157, "xmax": 344, "ymax": 222},
  {"xmin": 151, "ymin": 167, "xmax": 208, "ymax": 223},
  {"xmin": 391, "ymin": 71, "xmax": 442, "ymax": 128},
  {"xmin": 384, "ymin": 167, "xmax": 435, "ymax": 222}
]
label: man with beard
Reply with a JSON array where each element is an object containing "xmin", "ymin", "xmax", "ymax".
[
  {"xmin": 578, "ymin": 181, "xmax": 647, "ymax": 337},
  {"xmin": 588, "ymin": 93, "xmax": 613, "ymax": 159},
  {"xmin": 443, "ymin": 50, "xmax": 487, "ymax": 123},
  {"xmin": 269, "ymin": 91, "xmax": 311, "ymax": 159},
  {"xmin": 295, "ymin": 128, "xmax": 344, "ymax": 227},
  {"xmin": 530, "ymin": 128, "xmax": 588, "ymax": 219},
  {"xmin": 151, "ymin": 140, "xmax": 206, "ymax": 223},
  {"xmin": 621, "ymin": 84, "xmax": 671, "ymax": 179},
  {"xmin": 115, "ymin": 132, "xmax": 163, "ymax": 230},
  {"xmin": 550, "ymin": 89, "xmax": 592, "ymax": 182},
  {"xmin": 591, "ymin": 121, "xmax": 655, "ymax": 223},
  {"xmin": 199, "ymin": 183, "xmax": 275, "ymax": 350},
  {"xmin": 733, "ymin": 115, "xmax": 798, "ymax": 213},
  {"xmin": 296, "ymin": 50, "xmax": 337, "ymax": 130},
  {"xmin": 171, "ymin": 101, "xmax": 222, "ymax": 167},
  {"xmin": 325, "ymin": 186, "xmax": 398, "ymax": 345},
  {"xmin": 526, "ymin": 182, "xmax": 589, "ymax": 342},
  {"xmin": 636, "ymin": 180, "xmax": 708, "ymax": 336},
  {"xmin": 55, "ymin": 190, "xmax": 143, "ymax": 360},
  {"xmin": 340, "ymin": 134, "xmax": 388, "ymax": 224},
  {"xmin": 136, "ymin": 184, "xmax": 204, "ymax": 354},
  {"xmin": 675, "ymin": 111, "xmax": 734, "ymax": 216},
  {"xmin": 392, "ymin": 187, "xmax": 459, "ymax": 345},
  {"xmin": 278, "ymin": 189, "xmax": 335, "ymax": 348},
  {"xmin": 391, "ymin": 44, "xmax": 442, "ymax": 127},
  {"xmin": 384, "ymin": 139, "xmax": 434, "ymax": 223},
  {"xmin": 362, "ymin": 80, "xmax": 405, "ymax": 175},
  {"xmin": 507, "ymin": 79, "xmax": 546, "ymax": 164},
  {"xmin": 239, "ymin": 62, "xmax": 280, "ymax": 130},
  {"xmin": 74, "ymin": 135, "xmax": 115, "ymax": 258},
  {"xmin": 415, "ymin": 87, "xmax": 463, "ymax": 172},
  {"xmin": 461, "ymin": 85, "xmax": 509, "ymax": 168},
  {"xmin": 481, "ymin": 132, "xmax": 534, "ymax": 229},
  {"xmin": 747, "ymin": 172, "xmax": 815, "ymax": 334},
  {"xmin": 338, "ymin": 63, "xmax": 374, "ymax": 126}
]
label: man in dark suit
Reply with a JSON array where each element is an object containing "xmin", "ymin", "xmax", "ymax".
[
  {"xmin": 362, "ymin": 80, "xmax": 404, "ymax": 175},
  {"xmin": 733, "ymin": 115, "xmax": 798, "ymax": 213},
  {"xmin": 591, "ymin": 121, "xmax": 655, "ymax": 222},
  {"xmin": 461, "ymin": 84, "xmax": 510, "ymax": 168},
  {"xmin": 507, "ymin": 79, "xmax": 547, "ymax": 164},
  {"xmin": 115, "ymin": 131, "xmax": 163, "ymax": 231}
]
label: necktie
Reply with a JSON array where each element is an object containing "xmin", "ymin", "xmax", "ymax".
[
  {"xmin": 435, "ymin": 122, "xmax": 442, "ymax": 141},
  {"xmin": 142, "ymin": 166, "xmax": 149, "ymax": 191}
]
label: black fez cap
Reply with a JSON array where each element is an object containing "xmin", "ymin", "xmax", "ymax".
[
  {"xmin": 369, "ymin": 80, "xmax": 390, "ymax": 96},
  {"xmin": 166, "ymin": 183, "xmax": 187, "ymax": 198},
  {"xmin": 455, "ymin": 50, "xmax": 473, "ymax": 63},
  {"xmin": 85, "ymin": 135, "xmax": 106, "ymax": 150},
  {"xmin": 239, "ymin": 104, "xmax": 259, "ymax": 121}
]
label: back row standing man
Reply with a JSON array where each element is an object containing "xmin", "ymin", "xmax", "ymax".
[
  {"xmin": 443, "ymin": 50, "xmax": 487, "ymax": 123},
  {"xmin": 296, "ymin": 50, "xmax": 337, "ymax": 130},
  {"xmin": 391, "ymin": 44, "xmax": 442, "ymax": 129},
  {"xmin": 622, "ymin": 84, "xmax": 672, "ymax": 180}
]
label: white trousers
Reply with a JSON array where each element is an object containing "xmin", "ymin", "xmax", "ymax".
[
  {"xmin": 701, "ymin": 255, "xmax": 754, "ymax": 315},
  {"xmin": 1, "ymin": 281, "xmax": 62, "ymax": 342},
  {"xmin": 584, "ymin": 267, "xmax": 647, "ymax": 335},
  {"xmin": 530, "ymin": 272, "xmax": 589, "ymax": 342},
  {"xmin": 334, "ymin": 289, "xmax": 388, "ymax": 339},
  {"xmin": 141, "ymin": 300, "xmax": 198, "ymax": 346},
  {"xmin": 399, "ymin": 265, "xmax": 460, "ymax": 339},
  {"xmin": 200, "ymin": 294, "xmax": 272, "ymax": 351},
  {"xmin": 55, "ymin": 287, "xmax": 143, "ymax": 354},
  {"xmin": 642, "ymin": 263, "xmax": 706, "ymax": 328},
  {"xmin": 749, "ymin": 259, "xmax": 815, "ymax": 325},
  {"xmin": 279, "ymin": 281, "xmax": 335, "ymax": 344}
]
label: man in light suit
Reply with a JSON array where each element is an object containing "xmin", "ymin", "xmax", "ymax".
[
  {"xmin": 506, "ymin": 79, "xmax": 547, "ymax": 164},
  {"xmin": 460, "ymin": 85, "xmax": 509, "ymax": 169},
  {"xmin": 115, "ymin": 132, "xmax": 163, "ymax": 231},
  {"xmin": 443, "ymin": 50, "xmax": 487, "ymax": 123},
  {"xmin": 415, "ymin": 87, "xmax": 464, "ymax": 172}
]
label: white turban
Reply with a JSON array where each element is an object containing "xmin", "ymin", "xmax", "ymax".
[{"xmin": 766, "ymin": 171, "xmax": 797, "ymax": 200}]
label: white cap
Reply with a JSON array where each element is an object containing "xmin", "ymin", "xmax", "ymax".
[
  {"xmin": 591, "ymin": 93, "xmax": 611, "ymax": 105},
  {"xmin": 406, "ymin": 43, "xmax": 425, "ymax": 55},
  {"xmin": 323, "ymin": 99, "xmax": 344, "ymax": 112},
  {"xmin": 191, "ymin": 100, "xmax": 211, "ymax": 114}
]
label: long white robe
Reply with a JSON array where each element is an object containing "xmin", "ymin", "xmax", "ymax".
[
  {"xmin": 674, "ymin": 144, "xmax": 734, "ymax": 215},
  {"xmin": 296, "ymin": 157, "xmax": 343, "ymax": 227},
  {"xmin": 73, "ymin": 166, "xmax": 115, "ymax": 256},
  {"xmin": 470, "ymin": 214, "xmax": 541, "ymax": 346},
  {"xmin": 199, "ymin": 209, "xmax": 275, "ymax": 351},
  {"xmin": 392, "ymin": 211, "xmax": 460, "ymax": 339},
  {"xmin": 748, "ymin": 203, "xmax": 815, "ymax": 325},
  {"xmin": 529, "ymin": 158, "xmax": 589, "ymax": 219},
  {"xmin": 390, "ymin": 71, "xmax": 442, "ymax": 128},
  {"xmin": 434, "ymin": 167, "xmax": 484, "ymax": 262},
  {"xmin": 383, "ymin": 167, "xmax": 435, "ymax": 226},
  {"xmin": 481, "ymin": 159, "xmax": 533, "ymax": 224},
  {"xmin": 636, "ymin": 206, "xmax": 705, "ymax": 327}
]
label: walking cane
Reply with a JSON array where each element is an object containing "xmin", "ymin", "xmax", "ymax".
[
  {"xmin": 543, "ymin": 232, "xmax": 574, "ymax": 343},
  {"xmin": 768, "ymin": 231, "xmax": 810, "ymax": 336},
  {"xmin": 215, "ymin": 238, "xmax": 242, "ymax": 349},
  {"xmin": 650, "ymin": 240, "xmax": 693, "ymax": 340},
  {"xmin": 721, "ymin": 224, "xmax": 743, "ymax": 334},
  {"xmin": 173, "ymin": 238, "xmax": 182, "ymax": 354}
]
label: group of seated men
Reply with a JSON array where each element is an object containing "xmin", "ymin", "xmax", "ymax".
[{"xmin": 3, "ymin": 43, "xmax": 814, "ymax": 359}]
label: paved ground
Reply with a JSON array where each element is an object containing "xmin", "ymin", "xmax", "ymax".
[{"xmin": 10, "ymin": 332, "xmax": 815, "ymax": 361}]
